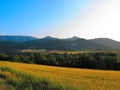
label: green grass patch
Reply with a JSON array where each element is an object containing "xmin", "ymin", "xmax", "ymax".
[{"xmin": 0, "ymin": 66, "xmax": 66, "ymax": 90}]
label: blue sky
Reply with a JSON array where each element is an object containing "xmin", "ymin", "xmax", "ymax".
[
  {"xmin": 0, "ymin": 0, "xmax": 88, "ymax": 35},
  {"xmin": 0, "ymin": 0, "xmax": 120, "ymax": 41}
]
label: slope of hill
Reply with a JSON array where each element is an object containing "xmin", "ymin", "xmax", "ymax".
[
  {"xmin": 67, "ymin": 36, "xmax": 80, "ymax": 41},
  {"xmin": 25, "ymin": 38, "xmax": 77, "ymax": 50},
  {"xmin": 0, "ymin": 35, "xmax": 36, "ymax": 42},
  {"xmin": 90, "ymin": 38, "xmax": 120, "ymax": 49},
  {"xmin": 43, "ymin": 36, "xmax": 59, "ymax": 40},
  {"xmin": 0, "ymin": 66, "xmax": 62, "ymax": 90},
  {"xmin": 25, "ymin": 37, "xmax": 114, "ymax": 50},
  {"xmin": 72, "ymin": 38, "xmax": 110, "ymax": 49},
  {"xmin": 0, "ymin": 61, "xmax": 120, "ymax": 90}
]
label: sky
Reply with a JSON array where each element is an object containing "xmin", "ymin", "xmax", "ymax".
[{"xmin": 0, "ymin": 0, "xmax": 120, "ymax": 41}]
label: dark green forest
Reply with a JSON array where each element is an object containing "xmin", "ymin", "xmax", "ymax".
[{"xmin": 0, "ymin": 52, "xmax": 120, "ymax": 70}]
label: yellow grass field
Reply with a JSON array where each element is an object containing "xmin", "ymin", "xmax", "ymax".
[{"xmin": 0, "ymin": 61, "xmax": 120, "ymax": 90}]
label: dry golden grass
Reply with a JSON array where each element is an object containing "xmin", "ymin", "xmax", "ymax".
[{"xmin": 0, "ymin": 61, "xmax": 120, "ymax": 90}]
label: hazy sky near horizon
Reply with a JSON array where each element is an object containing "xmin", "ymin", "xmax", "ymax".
[{"xmin": 0, "ymin": 0, "xmax": 120, "ymax": 41}]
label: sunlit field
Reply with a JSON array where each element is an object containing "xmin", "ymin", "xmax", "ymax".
[{"xmin": 0, "ymin": 61, "xmax": 120, "ymax": 90}]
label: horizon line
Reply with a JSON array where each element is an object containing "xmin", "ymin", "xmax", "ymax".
[{"xmin": 0, "ymin": 34, "xmax": 119, "ymax": 42}]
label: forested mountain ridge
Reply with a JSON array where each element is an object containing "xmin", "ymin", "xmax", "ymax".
[
  {"xmin": 0, "ymin": 35, "xmax": 120, "ymax": 53},
  {"xmin": 0, "ymin": 35, "xmax": 36, "ymax": 42},
  {"xmin": 90, "ymin": 38, "xmax": 120, "ymax": 49}
]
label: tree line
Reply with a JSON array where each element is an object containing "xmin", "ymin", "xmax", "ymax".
[{"xmin": 0, "ymin": 52, "xmax": 120, "ymax": 70}]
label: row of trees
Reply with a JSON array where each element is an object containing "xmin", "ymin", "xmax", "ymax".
[{"xmin": 0, "ymin": 52, "xmax": 120, "ymax": 70}]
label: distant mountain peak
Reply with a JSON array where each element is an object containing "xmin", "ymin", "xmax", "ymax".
[
  {"xmin": 43, "ymin": 36, "xmax": 58, "ymax": 40},
  {"xmin": 68, "ymin": 36, "xmax": 80, "ymax": 41},
  {"xmin": 45, "ymin": 36, "xmax": 53, "ymax": 39},
  {"xmin": 72, "ymin": 36, "xmax": 79, "ymax": 39}
]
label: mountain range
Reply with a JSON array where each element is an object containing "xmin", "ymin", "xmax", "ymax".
[
  {"xmin": 0, "ymin": 35, "xmax": 36, "ymax": 42},
  {"xmin": 0, "ymin": 35, "xmax": 120, "ymax": 53}
]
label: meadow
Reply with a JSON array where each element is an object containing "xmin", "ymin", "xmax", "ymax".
[
  {"xmin": 0, "ymin": 66, "xmax": 63, "ymax": 90},
  {"xmin": 0, "ymin": 61, "xmax": 120, "ymax": 90}
]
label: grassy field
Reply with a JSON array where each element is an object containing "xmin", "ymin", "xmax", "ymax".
[
  {"xmin": 0, "ymin": 61, "xmax": 120, "ymax": 90},
  {"xmin": 0, "ymin": 67, "xmax": 63, "ymax": 90}
]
